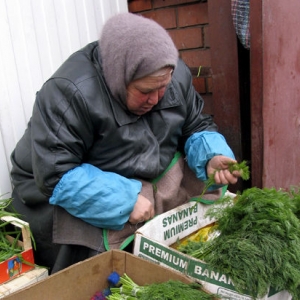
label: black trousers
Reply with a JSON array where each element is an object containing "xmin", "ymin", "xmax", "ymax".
[
  {"xmin": 51, "ymin": 242, "xmax": 133, "ymax": 274},
  {"xmin": 51, "ymin": 244, "xmax": 100, "ymax": 274}
]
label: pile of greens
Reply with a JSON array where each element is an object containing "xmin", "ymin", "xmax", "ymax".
[
  {"xmin": 0, "ymin": 197, "xmax": 32, "ymax": 262},
  {"xmin": 178, "ymin": 186, "xmax": 300, "ymax": 299},
  {"xmin": 108, "ymin": 273, "xmax": 218, "ymax": 300}
]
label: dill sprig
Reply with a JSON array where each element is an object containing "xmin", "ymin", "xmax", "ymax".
[
  {"xmin": 108, "ymin": 273, "xmax": 219, "ymax": 300},
  {"xmin": 228, "ymin": 160, "xmax": 250, "ymax": 180},
  {"xmin": 190, "ymin": 160, "xmax": 250, "ymax": 206},
  {"xmin": 205, "ymin": 160, "xmax": 250, "ymax": 190},
  {"xmin": 179, "ymin": 187, "xmax": 300, "ymax": 299}
]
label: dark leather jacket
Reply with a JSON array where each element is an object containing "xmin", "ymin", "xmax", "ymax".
[{"xmin": 11, "ymin": 41, "xmax": 217, "ymax": 205}]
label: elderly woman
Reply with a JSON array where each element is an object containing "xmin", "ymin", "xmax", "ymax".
[{"xmin": 10, "ymin": 13, "xmax": 240, "ymax": 273}]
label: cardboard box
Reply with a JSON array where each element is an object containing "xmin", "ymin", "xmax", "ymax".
[
  {"xmin": 133, "ymin": 192, "xmax": 292, "ymax": 300},
  {"xmin": 2, "ymin": 249, "xmax": 207, "ymax": 300},
  {"xmin": 0, "ymin": 216, "xmax": 35, "ymax": 284}
]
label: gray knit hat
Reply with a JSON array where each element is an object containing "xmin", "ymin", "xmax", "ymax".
[{"xmin": 99, "ymin": 13, "xmax": 178, "ymax": 103}]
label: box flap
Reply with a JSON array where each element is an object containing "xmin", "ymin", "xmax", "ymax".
[
  {"xmin": 136, "ymin": 191, "xmax": 235, "ymax": 245},
  {"xmin": 136, "ymin": 201, "xmax": 213, "ymax": 245}
]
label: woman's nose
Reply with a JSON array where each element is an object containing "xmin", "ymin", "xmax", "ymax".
[{"xmin": 147, "ymin": 90, "xmax": 159, "ymax": 105}]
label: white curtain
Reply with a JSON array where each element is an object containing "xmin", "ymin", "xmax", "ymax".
[{"xmin": 0, "ymin": 0, "xmax": 128, "ymax": 197}]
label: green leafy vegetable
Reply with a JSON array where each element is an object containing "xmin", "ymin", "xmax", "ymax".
[
  {"xmin": 228, "ymin": 160, "xmax": 250, "ymax": 180},
  {"xmin": 190, "ymin": 160, "xmax": 250, "ymax": 204},
  {"xmin": 108, "ymin": 273, "xmax": 218, "ymax": 300},
  {"xmin": 205, "ymin": 160, "xmax": 250, "ymax": 191},
  {"xmin": 179, "ymin": 187, "xmax": 300, "ymax": 299},
  {"xmin": 0, "ymin": 196, "xmax": 36, "ymax": 262}
]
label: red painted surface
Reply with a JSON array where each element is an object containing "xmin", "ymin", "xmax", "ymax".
[
  {"xmin": 208, "ymin": 0, "xmax": 243, "ymax": 192},
  {"xmin": 250, "ymin": 1, "xmax": 263, "ymax": 188},
  {"xmin": 261, "ymin": 1, "xmax": 300, "ymax": 189}
]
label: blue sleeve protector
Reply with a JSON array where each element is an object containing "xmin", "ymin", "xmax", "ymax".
[
  {"xmin": 49, "ymin": 163, "xmax": 142, "ymax": 230},
  {"xmin": 184, "ymin": 131, "xmax": 235, "ymax": 185}
]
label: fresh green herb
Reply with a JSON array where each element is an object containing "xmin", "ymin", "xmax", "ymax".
[
  {"xmin": 0, "ymin": 196, "xmax": 36, "ymax": 263},
  {"xmin": 108, "ymin": 273, "xmax": 218, "ymax": 300},
  {"xmin": 228, "ymin": 160, "xmax": 250, "ymax": 180},
  {"xmin": 179, "ymin": 187, "xmax": 300, "ymax": 299},
  {"xmin": 205, "ymin": 160, "xmax": 250, "ymax": 191},
  {"xmin": 190, "ymin": 160, "xmax": 250, "ymax": 204}
]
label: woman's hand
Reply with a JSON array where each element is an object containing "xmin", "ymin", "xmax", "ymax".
[
  {"xmin": 129, "ymin": 194, "xmax": 155, "ymax": 225},
  {"xmin": 206, "ymin": 155, "xmax": 241, "ymax": 185}
]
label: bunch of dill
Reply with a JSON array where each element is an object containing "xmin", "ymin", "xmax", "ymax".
[
  {"xmin": 108, "ymin": 273, "xmax": 218, "ymax": 300},
  {"xmin": 178, "ymin": 187, "xmax": 300, "ymax": 299}
]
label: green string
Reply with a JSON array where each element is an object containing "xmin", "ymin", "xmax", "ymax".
[{"xmin": 189, "ymin": 185, "xmax": 228, "ymax": 205}]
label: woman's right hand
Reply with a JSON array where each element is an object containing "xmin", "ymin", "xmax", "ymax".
[{"xmin": 128, "ymin": 194, "xmax": 155, "ymax": 225}]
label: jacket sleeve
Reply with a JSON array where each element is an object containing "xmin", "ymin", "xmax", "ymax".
[
  {"xmin": 30, "ymin": 77, "xmax": 95, "ymax": 197},
  {"xmin": 184, "ymin": 131, "xmax": 235, "ymax": 181},
  {"xmin": 31, "ymin": 77, "xmax": 142, "ymax": 228},
  {"xmin": 49, "ymin": 164, "xmax": 142, "ymax": 230},
  {"xmin": 174, "ymin": 60, "xmax": 236, "ymax": 187}
]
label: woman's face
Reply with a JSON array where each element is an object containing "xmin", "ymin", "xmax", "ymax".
[{"xmin": 126, "ymin": 68, "xmax": 173, "ymax": 115}]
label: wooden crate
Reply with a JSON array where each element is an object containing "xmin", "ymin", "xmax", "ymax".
[{"xmin": 0, "ymin": 216, "xmax": 35, "ymax": 284}]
